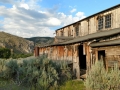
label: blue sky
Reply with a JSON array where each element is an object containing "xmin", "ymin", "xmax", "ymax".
[{"xmin": 0, "ymin": 0, "xmax": 119, "ymax": 38}]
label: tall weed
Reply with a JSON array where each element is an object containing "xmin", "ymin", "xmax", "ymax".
[{"xmin": 85, "ymin": 60, "xmax": 120, "ymax": 90}]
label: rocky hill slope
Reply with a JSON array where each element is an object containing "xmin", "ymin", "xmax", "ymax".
[
  {"xmin": 26, "ymin": 37, "xmax": 54, "ymax": 46},
  {"xmin": 0, "ymin": 31, "xmax": 34, "ymax": 54}
]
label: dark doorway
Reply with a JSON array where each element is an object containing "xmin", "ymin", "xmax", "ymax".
[
  {"xmin": 98, "ymin": 50, "xmax": 105, "ymax": 60},
  {"xmin": 78, "ymin": 45, "xmax": 86, "ymax": 70},
  {"xmin": 98, "ymin": 50, "xmax": 106, "ymax": 69}
]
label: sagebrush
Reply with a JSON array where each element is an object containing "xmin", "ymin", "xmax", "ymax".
[
  {"xmin": 85, "ymin": 60, "xmax": 120, "ymax": 90},
  {"xmin": 0, "ymin": 55, "xmax": 72, "ymax": 90}
]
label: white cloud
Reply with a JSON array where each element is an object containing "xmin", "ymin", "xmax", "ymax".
[
  {"xmin": 75, "ymin": 12, "xmax": 86, "ymax": 19},
  {"xmin": 20, "ymin": 3, "xmax": 29, "ymax": 9},
  {"xmin": 58, "ymin": 12, "xmax": 86, "ymax": 26},
  {"xmin": 47, "ymin": 18, "xmax": 61, "ymax": 26},
  {"xmin": 76, "ymin": 12, "xmax": 84, "ymax": 17},
  {"xmin": 0, "ymin": 0, "xmax": 86, "ymax": 38},
  {"xmin": 70, "ymin": 8, "xmax": 76, "ymax": 13}
]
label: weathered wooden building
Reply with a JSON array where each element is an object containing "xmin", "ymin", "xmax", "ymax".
[{"xmin": 34, "ymin": 4, "xmax": 120, "ymax": 79}]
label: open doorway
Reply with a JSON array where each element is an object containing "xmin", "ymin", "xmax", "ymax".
[
  {"xmin": 78, "ymin": 45, "xmax": 86, "ymax": 75},
  {"xmin": 98, "ymin": 50, "xmax": 105, "ymax": 60},
  {"xmin": 98, "ymin": 50, "xmax": 106, "ymax": 69}
]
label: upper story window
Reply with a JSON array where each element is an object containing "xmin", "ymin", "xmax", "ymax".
[
  {"xmin": 61, "ymin": 30, "xmax": 64, "ymax": 36},
  {"xmin": 105, "ymin": 14, "xmax": 111, "ymax": 28},
  {"xmin": 75, "ymin": 26, "xmax": 79, "ymax": 36},
  {"xmin": 68, "ymin": 29, "xmax": 71, "ymax": 36},
  {"xmin": 97, "ymin": 13, "xmax": 112, "ymax": 30},
  {"xmin": 98, "ymin": 17, "xmax": 103, "ymax": 30}
]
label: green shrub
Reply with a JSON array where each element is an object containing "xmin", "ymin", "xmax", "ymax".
[
  {"xmin": 85, "ymin": 60, "xmax": 120, "ymax": 90},
  {"xmin": 1, "ymin": 55, "xmax": 72, "ymax": 90},
  {"xmin": 0, "ymin": 59, "xmax": 7, "ymax": 77},
  {"xmin": 58, "ymin": 61, "xmax": 72, "ymax": 84},
  {"xmin": 0, "ymin": 48, "xmax": 11, "ymax": 59},
  {"xmin": 37, "ymin": 60, "xmax": 59, "ymax": 89},
  {"xmin": 11, "ymin": 53, "xmax": 32, "ymax": 59},
  {"xmin": 4, "ymin": 60, "xmax": 19, "ymax": 79}
]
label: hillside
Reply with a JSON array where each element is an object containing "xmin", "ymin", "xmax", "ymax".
[
  {"xmin": 25, "ymin": 37, "xmax": 54, "ymax": 46},
  {"xmin": 0, "ymin": 31, "xmax": 34, "ymax": 54}
]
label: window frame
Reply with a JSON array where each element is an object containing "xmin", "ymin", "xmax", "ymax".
[
  {"xmin": 98, "ymin": 16, "xmax": 104, "ymax": 30},
  {"xmin": 97, "ymin": 13, "xmax": 112, "ymax": 31},
  {"xmin": 68, "ymin": 27, "xmax": 71, "ymax": 37},
  {"xmin": 61, "ymin": 30, "xmax": 64, "ymax": 36},
  {"xmin": 105, "ymin": 14, "xmax": 112, "ymax": 29},
  {"xmin": 75, "ymin": 26, "xmax": 79, "ymax": 36}
]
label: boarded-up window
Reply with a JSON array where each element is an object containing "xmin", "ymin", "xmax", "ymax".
[
  {"xmin": 68, "ymin": 29, "xmax": 71, "ymax": 36},
  {"xmin": 75, "ymin": 26, "xmax": 79, "ymax": 36},
  {"xmin": 105, "ymin": 14, "xmax": 111, "ymax": 28},
  {"xmin": 98, "ymin": 17, "xmax": 103, "ymax": 30},
  {"xmin": 61, "ymin": 30, "xmax": 64, "ymax": 36}
]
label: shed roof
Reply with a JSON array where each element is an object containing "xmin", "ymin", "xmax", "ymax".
[
  {"xmin": 55, "ymin": 36, "xmax": 74, "ymax": 40},
  {"xmin": 60, "ymin": 28, "xmax": 120, "ymax": 45},
  {"xmin": 40, "ymin": 28, "xmax": 120, "ymax": 47},
  {"xmin": 90, "ymin": 38, "xmax": 120, "ymax": 47}
]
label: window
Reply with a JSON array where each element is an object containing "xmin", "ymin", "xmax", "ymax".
[
  {"xmin": 75, "ymin": 26, "xmax": 79, "ymax": 36},
  {"xmin": 97, "ymin": 14, "xmax": 112, "ymax": 30},
  {"xmin": 105, "ymin": 14, "xmax": 111, "ymax": 28},
  {"xmin": 98, "ymin": 17, "xmax": 103, "ymax": 30},
  {"xmin": 61, "ymin": 30, "xmax": 64, "ymax": 36},
  {"xmin": 68, "ymin": 29, "xmax": 71, "ymax": 36}
]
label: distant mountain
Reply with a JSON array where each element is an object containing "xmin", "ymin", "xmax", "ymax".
[
  {"xmin": 25, "ymin": 37, "xmax": 54, "ymax": 46},
  {"xmin": 0, "ymin": 31, "xmax": 34, "ymax": 54}
]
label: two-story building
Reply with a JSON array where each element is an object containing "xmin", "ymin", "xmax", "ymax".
[{"xmin": 34, "ymin": 4, "xmax": 120, "ymax": 79}]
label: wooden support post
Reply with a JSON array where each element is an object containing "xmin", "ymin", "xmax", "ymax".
[
  {"xmin": 73, "ymin": 44, "xmax": 80, "ymax": 79},
  {"xmin": 86, "ymin": 44, "xmax": 90, "ymax": 72}
]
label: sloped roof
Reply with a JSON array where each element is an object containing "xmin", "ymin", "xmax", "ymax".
[
  {"xmin": 61, "ymin": 28, "xmax": 120, "ymax": 45},
  {"xmin": 40, "ymin": 28, "xmax": 120, "ymax": 47},
  {"xmin": 55, "ymin": 36, "xmax": 74, "ymax": 40},
  {"xmin": 90, "ymin": 38, "xmax": 120, "ymax": 47}
]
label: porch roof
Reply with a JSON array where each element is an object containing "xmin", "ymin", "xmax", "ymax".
[
  {"xmin": 55, "ymin": 36, "xmax": 74, "ymax": 40},
  {"xmin": 40, "ymin": 28, "xmax": 120, "ymax": 47},
  {"xmin": 90, "ymin": 38, "xmax": 120, "ymax": 47},
  {"xmin": 60, "ymin": 28, "xmax": 120, "ymax": 45}
]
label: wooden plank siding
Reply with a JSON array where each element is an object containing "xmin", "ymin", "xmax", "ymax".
[
  {"xmin": 35, "ymin": 5, "xmax": 120, "ymax": 79},
  {"xmin": 93, "ymin": 46, "xmax": 120, "ymax": 68},
  {"xmin": 56, "ymin": 6, "xmax": 120, "ymax": 38},
  {"xmin": 66, "ymin": 45, "xmax": 73, "ymax": 61}
]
